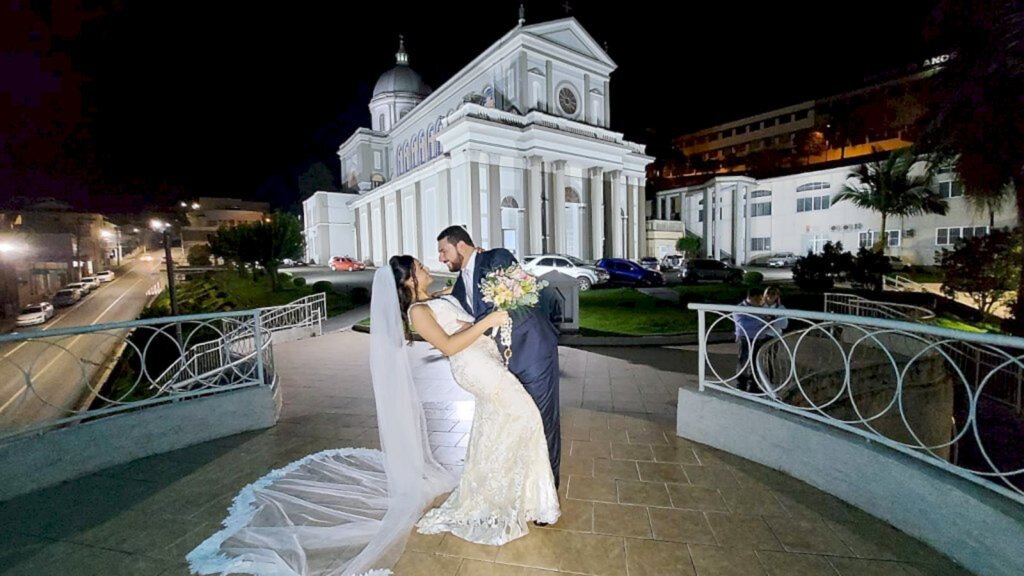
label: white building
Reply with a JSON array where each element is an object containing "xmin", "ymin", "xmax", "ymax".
[
  {"xmin": 650, "ymin": 161, "xmax": 1014, "ymax": 266},
  {"xmin": 303, "ymin": 191, "xmax": 360, "ymax": 265},
  {"xmin": 303, "ymin": 17, "xmax": 653, "ymax": 270}
]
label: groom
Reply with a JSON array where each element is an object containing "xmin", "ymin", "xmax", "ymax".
[{"xmin": 436, "ymin": 225, "xmax": 561, "ymax": 489}]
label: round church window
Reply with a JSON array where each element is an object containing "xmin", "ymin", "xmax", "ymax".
[{"xmin": 558, "ymin": 87, "xmax": 578, "ymax": 115}]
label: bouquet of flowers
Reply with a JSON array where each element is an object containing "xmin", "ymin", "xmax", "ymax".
[{"xmin": 479, "ymin": 264, "xmax": 547, "ymax": 365}]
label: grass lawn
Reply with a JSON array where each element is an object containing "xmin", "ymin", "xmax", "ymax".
[
  {"xmin": 579, "ymin": 288, "xmax": 699, "ymax": 336},
  {"xmin": 929, "ymin": 314, "xmax": 1003, "ymax": 334},
  {"xmin": 145, "ymin": 271, "xmax": 354, "ymax": 318}
]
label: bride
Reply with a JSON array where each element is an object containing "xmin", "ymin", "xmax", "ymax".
[
  {"xmin": 395, "ymin": 255, "xmax": 560, "ymax": 544},
  {"xmin": 186, "ymin": 257, "xmax": 558, "ymax": 576}
]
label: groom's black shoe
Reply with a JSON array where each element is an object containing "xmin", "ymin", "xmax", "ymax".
[{"xmin": 533, "ymin": 521, "xmax": 549, "ymax": 527}]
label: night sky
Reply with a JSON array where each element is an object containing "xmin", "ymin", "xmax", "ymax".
[{"xmin": 2, "ymin": 1, "xmax": 942, "ymax": 214}]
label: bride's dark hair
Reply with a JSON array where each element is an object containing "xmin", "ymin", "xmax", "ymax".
[{"xmin": 389, "ymin": 255, "xmax": 419, "ymax": 342}]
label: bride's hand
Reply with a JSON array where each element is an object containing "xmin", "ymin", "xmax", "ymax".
[{"xmin": 481, "ymin": 309, "xmax": 509, "ymax": 330}]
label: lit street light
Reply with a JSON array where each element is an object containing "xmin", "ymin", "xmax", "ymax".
[{"xmin": 150, "ymin": 219, "xmax": 179, "ymax": 320}]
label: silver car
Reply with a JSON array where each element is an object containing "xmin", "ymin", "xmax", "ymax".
[
  {"xmin": 766, "ymin": 252, "xmax": 798, "ymax": 268},
  {"xmin": 523, "ymin": 254, "xmax": 608, "ymax": 291},
  {"xmin": 53, "ymin": 288, "xmax": 82, "ymax": 307}
]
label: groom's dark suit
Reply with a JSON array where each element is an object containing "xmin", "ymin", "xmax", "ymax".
[{"xmin": 450, "ymin": 248, "xmax": 561, "ymax": 487}]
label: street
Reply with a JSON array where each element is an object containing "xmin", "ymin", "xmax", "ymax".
[{"xmin": 0, "ymin": 256, "xmax": 164, "ymax": 432}]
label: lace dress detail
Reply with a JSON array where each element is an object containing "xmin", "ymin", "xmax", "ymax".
[{"xmin": 413, "ymin": 297, "xmax": 560, "ymax": 545}]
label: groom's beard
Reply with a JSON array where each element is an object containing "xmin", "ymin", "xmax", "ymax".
[{"xmin": 447, "ymin": 252, "xmax": 464, "ymax": 272}]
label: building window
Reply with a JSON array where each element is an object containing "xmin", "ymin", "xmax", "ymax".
[
  {"xmin": 750, "ymin": 202, "xmax": 772, "ymax": 217},
  {"xmin": 750, "ymin": 189, "xmax": 771, "ymax": 198},
  {"xmin": 859, "ymin": 230, "xmax": 902, "ymax": 247},
  {"xmin": 557, "ymin": 86, "xmax": 578, "ymax": 115},
  {"xmin": 796, "ymin": 195, "xmax": 831, "ymax": 212},
  {"xmin": 750, "ymin": 237, "xmax": 771, "ymax": 251},
  {"xmin": 796, "ymin": 182, "xmax": 830, "ymax": 193},
  {"xmin": 435, "ymin": 118, "xmax": 444, "ymax": 156},
  {"xmin": 938, "ymin": 180, "xmax": 964, "ymax": 198},
  {"xmin": 795, "ymin": 109, "xmax": 809, "ymax": 120},
  {"xmin": 936, "ymin": 226, "xmax": 988, "ymax": 245}
]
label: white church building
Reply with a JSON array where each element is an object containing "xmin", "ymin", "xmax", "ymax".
[{"xmin": 302, "ymin": 17, "xmax": 653, "ymax": 269}]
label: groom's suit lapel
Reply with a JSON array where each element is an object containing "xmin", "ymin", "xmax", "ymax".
[
  {"xmin": 452, "ymin": 274, "xmax": 470, "ymax": 314},
  {"xmin": 472, "ymin": 251, "xmax": 490, "ymax": 316}
]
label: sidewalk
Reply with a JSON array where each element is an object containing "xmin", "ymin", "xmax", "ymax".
[{"xmin": 0, "ymin": 331, "xmax": 970, "ymax": 576}]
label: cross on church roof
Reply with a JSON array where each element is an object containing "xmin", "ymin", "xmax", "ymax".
[
  {"xmin": 396, "ymin": 34, "xmax": 408, "ymax": 65},
  {"xmin": 562, "ymin": 1, "xmax": 572, "ymax": 15}
]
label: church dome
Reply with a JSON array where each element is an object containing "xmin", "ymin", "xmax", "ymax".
[{"xmin": 372, "ymin": 37, "xmax": 432, "ymax": 98}]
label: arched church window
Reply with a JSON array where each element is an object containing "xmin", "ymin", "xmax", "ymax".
[
  {"xmin": 435, "ymin": 118, "xmax": 444, "ymax": 155},
  {"xmin": 565, "ymin": 187, "xmax": 581, "ymax": 204},
  {"xmin": 501, "ymin": 196, "xmax": 520, "ymax": 208}
]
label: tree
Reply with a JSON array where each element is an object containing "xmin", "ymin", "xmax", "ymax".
[
  {"xmin": 256, "ymin": 212, "xmax": 304, "ymax": 290},
  {"xmin": 833, "ymin": 149, "xmax": 948, "ymax": 252},
  {"xmin": 848, "ymin": 247, "xmax": 892, "ymax": 293},
  {"xmin": 796, "ymin": 130, "xmax": 827, "ymax": 163},
  {"xmin": 209, "ymin": 225, "xmax": 241, "ymax": 273},
  {"xmin": 187, "ymin": 244, "xmax": 213, "ymax": 266},
  {"xmin": 941, "ymin": 228, "xmax": 1021, "ymax": 318},
  {"xmin": 792, "ymin": 241, "xmax": 854, "ymax": 293},
  {"xmin": 675, "ymin": 236, "xmax": 702, "ymax": 258},
  {"xmin": 916, "ymin": 0, "xmax": 1024, "ymax": 331},
  {"xmin": 298, "ymin": 162, "xmax": 338, "ymax": 198}
]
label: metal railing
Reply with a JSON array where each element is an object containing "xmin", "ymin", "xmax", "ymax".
[
  {"xmin": 824, "ymin": 292, "xmax": 936, "ymax": 321},
  {"xmin": 884, "ymin": 274, "xmax": 942, "ymax": 296},
  {"xmin": 824, "ymin": 292, "xmax": 1021, "ymax": 414},
  {"xmin": 691, "ymin": 302, "xmax": 1024, "ymax": 505},
  {"xmin": 0, "ymin": 293, "xmax": 324, "ymax": 442}
]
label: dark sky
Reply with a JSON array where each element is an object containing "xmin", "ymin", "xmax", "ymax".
[{"xmin": 2, "ymin": 0, "xmax": 942, "ymax": 214}]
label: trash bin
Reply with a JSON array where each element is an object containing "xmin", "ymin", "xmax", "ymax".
[{"xmin": 537, "ymin": 271, "xmax": 579, "ymax": 333}]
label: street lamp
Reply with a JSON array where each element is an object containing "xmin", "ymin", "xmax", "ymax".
[{"xmin": 150, "ymin": 219, "xmax": 179, "ymax": 318}]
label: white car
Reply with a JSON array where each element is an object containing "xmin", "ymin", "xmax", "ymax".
[
  {"xmin": 95, "ymin": 270, "xmax": 115, "ymax": 282},
  {"xmin": 523, "ymin": 254, "xmax": 608, "ymax": 291},
  {"xmin": 16, "ymin": 302, "xmax": 55, "ymax": 327},
  {"xmin": 766, "ymin": 252, "xmax": 798, "ymax": 268},
  {"xmin": 65, "ymin": 281, "xmax": 92, "ymax": 295},
  {"xmin": 80, "ymin": 277, "xmax": 101, "ymax": 291}
]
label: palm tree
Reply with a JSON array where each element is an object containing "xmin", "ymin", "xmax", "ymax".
[{"xmin": 833, "ymin": 149, "xmax": 949, "ymax": 253}]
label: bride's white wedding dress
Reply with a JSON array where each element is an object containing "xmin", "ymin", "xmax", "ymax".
[
  {"xmin": 185, "ymin": 270, "xmax": 556, "ymax": 576},
  {"xmin": 413, "ymin": 296, "xmax": 560, "ymax": 545}
]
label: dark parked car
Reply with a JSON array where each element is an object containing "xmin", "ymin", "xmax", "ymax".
[
  {"xmin": 679, "ymin": 259, "xmax": 743, "ymax": 283},
  {"xmin": 594, "ymin": 258, "xmax": 665, "ymax": 287}
]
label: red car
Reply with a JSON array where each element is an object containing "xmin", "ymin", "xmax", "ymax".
[{"xmin": 329, "ymin": 256, "xmax": 365, "ymax": 272}]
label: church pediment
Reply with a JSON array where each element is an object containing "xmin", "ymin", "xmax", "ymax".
[{"xmin": 522, "ymin": 18, "xmax": 615, "ymax": 69}]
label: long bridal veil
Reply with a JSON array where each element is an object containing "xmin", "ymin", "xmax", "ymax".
[{"xmin": 186, "ymin": 267, "xmax": 455, "ymax": 575}]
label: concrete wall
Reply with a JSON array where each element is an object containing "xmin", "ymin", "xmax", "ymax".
[
  {"xmin": 0, "ymin": 384, "xmax": 280, "ymax": 502},
  {"xmin": 676, "ymin": 387, "xmax": 1024, "ymax": 576}
]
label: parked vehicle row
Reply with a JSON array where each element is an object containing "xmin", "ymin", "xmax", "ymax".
[{"xmin": 13, "ymin": 270, "xmax": 116, "ymax": 328}]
